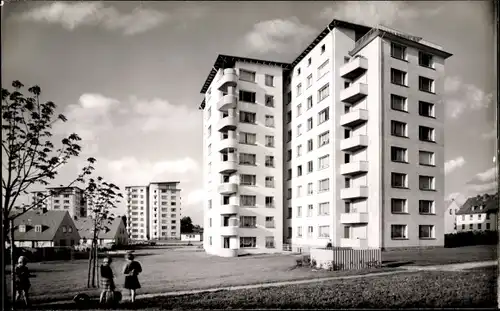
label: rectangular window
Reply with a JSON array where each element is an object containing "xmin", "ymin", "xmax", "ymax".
[
  {"xmin": 419, "ymin": 151, "xmax": 435, "ymax": 166},
  {"xmin": 239, "ymin": 69, "xmax": 255, "ymax": 82},
  {"xmin": 307, "ymin": 96, "xmax": 313, "ymax": 109},
  {"xmin": 321, "ymin": 44, "xmax": 326, "ymax": 53},
  {"xmin": 265, "ymin": 95, "xmax": 274, "ymax": 107},
  {"xmin": 240, "ymin": 174, "xmax": 256, "ymax": 186},
  {"xmin": 307, "ymin": 204, "xmax": 313, "ymax": 217},
  {"xmin": 287, "ymin": 188, "xmax": 292, "ymax": 200},
  {"xmin": 297, "ymin": 226, "xmax": 303, "ymax": 237},
  {"xmin": 307, "ymin": 74, "xmax": 313, "ymax": 88},
  {"xmin": 265, "ymin": 176, "xmax": 275, "ymax": 188},
  {"xmin": 307, "ymin": 117, "xmax": 313, "ymax": 130},
  {"xmin": 297, "ymin": 145, "xmax": 302, "ymax": 157},
  {"xmin": 391, "ymin": 173, "xmax": 407, "ymax": 188},
  {"xmin": 240, "ymin": 132, "xmax": 256, "ymax": 145},
  {"xmin": 307, "ymin": 226, "xmax": 313, "ymax": 238},
  {"xmin": 297, "ymin": 206, "xmax": 302, "ymax": 217},
  {"xmin": 391, "ymin": 146, "xmax": 407, "ymax": 163},
  {"xmin": 240, "ymin": 216, "xmax": 257, "ymax": 228},
  {"xmin": 307, "ymin": 160, "xmax": 313, "ymax": 173},
  {"xmin": 419, "ymin": 200, "xmax": 434, "ymax": 214},
  {"xmin": 319, "ymin": 225, "xmax": 330, "ymax": 238},
  {"xmin": 297, "ymin": 68, "xmax": 301, "ymax": 75},
  {"xmin": 419, "ymin": 225, "xmax": 434, "ymax": 239},
  {"xmin": 419, "ymin": 175, "xmax": 435, "ymax": 191},
  {"xmin": 287, "ymin": 111, "xmax": 292, "ymax": 124},
  {"xmin": 419, "ymin": 126, "xmax": 435, "ymax": 142},
  {"xmin": 391, "ymin": 94, "xmax": 407, "ymax": 112},
  {"xmin": 265, "ymin": 135, "xmax": 274, "ymax": 147},
  {"xmin": 239, "ymin": 153, "xmax": 256, "ymax": 165},
  {"xmin": 317, "ymin": 59, "xmax": 329, "ymax": 78},
  {"xmin": 265, "ymin": 74, "xmax": 274, "ymax": 87},
  {"xmin": 297, "ymin": 165, "xmax": 302, "ymax": 176},
  {"xmin": 240, "ymin": 237, "xmax": 257, "ymax": 248},
  {"xmin": 297, "ymin": 185, "xmax": 302, "ymax": 197},
  {"xmin": 391, "ymin": 68, "xmax": 407, "ymax": 86},
  {"xmin": 318, "ymin": 107, "xmax": 329, "ymax": 124},
  {"xmin": 391, "ymin": 198, "xmax": 407, "ymax": 213},
  {"xmin": 35, "ymin": 225, "xmax": 42, "ymax": 233},
  {"xmin": 297, "ymin": 124, "xmax": 302, "ymax": 137},
  {"xmin": 265, "ymin": 196, "xmax": 274, "ymax": 208},
  {"xmin": 296, "ymin": 83, "xmax": 302, "ymax": 96},
  {"xmin": 318, "ymin": 83, "xmax": 330, "ymax": 101},
  {"xmin": 265, "ymin": 115, "xmax": 275, "ymax": 127},
  {"xmin": 307, "ymin": 139, "xmax": 313, "ymax": 152},
  {"xmin": 19, "ymin": 225, "xmax": 26, "ymax": 233},
  {"xmin": 240, "ymin": 111, "xmax": 256, "ymax": 124},
  {"xmin": 265, "ymin": 216, "xmax": 275, "ymax": 228},
  {"xmin": 265, "ymin": 236, "xmax": 275, "ymax": 248},
  {"xmin": 391, "ymin": 225, "xmax": 407, "ymax": 239},
  {"xmin": 307, "ymin": 182, "xmax": 313, "ymax": 195},
  {"xmin": 419, "ymin": 101, "xmax": 435, "ymax": 118},
  {"xmin": 318, "ymin": 154, "xmax": 330, "ymax": 170},
  {"xmin": 265, "ymin": 156, "xmax": 274, "ymax": 168},
  {"xmin": 318, "ymin": 202, "xmax": 330, "ymax": 216},
  {"xmin": 297, "ymin": 103, "xmax": 303, "ymax": 116},
  {"xmin": 287, "ymin": 207, "xmax": 292, "ymax": 219},
  {"xmin": 287, "ymin": 91, "xmax": 292, "ymax": 104},
  {"xmin": 391, "ymin": 42, "xmax": 407, "ymax": 60},
  {"xmin": 318, "ymin": 131, "xmax": 330, "ymax": 147},
  {"xmin": 419, "ymin": 52, "xmax": 434, "ymax": 68},
  {"xmin": 487, "ymin": 223, "xmax": 491, "ymax": 230},
  {"xmin": 240, "ymin": 195, "xmax": 256, "ymax": 206},
  {"xmin": 318, "ymin": 178, "xmax": 330, "ymax": 192},
  {"xmin": 391, "ymin": 121, "xmax": 407, "ymax": 137},
  {"xmin": 239, "ymin": 90, "xmax": 256, "ymax": 103},
  {"xmin": 419, "ymin": 76, "xmax": 434, "ymax": 93}
]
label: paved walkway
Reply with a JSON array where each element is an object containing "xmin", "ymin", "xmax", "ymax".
[{"xmin": 36, "ymin": 260, "xmax": 497, "ymax": 307}]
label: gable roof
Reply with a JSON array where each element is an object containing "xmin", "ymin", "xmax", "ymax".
[
  {"xmin": 75, "ymin": 217, "xmax": 123, "ymax": 240},
  {"xmin": 14, "ymin": 210, "xmax": 69, "ymax": 241},
  {"xmin": 456, "ymin": 193, "xmax": 499, "ymax": 215}
]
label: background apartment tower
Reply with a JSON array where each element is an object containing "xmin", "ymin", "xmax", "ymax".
[
  {"xmin": 32, "ymin": 186, "xmax": 86, "ymax": 219},
  {"xmin": 200, "ymin": 19, "xmax": 451, "ymax": 257},
  {"xmin": 126, "ymin": 181, "xmax": 181, "ymax": 241}
]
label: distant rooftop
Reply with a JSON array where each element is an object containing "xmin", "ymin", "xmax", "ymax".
[{"xmin": 456, "ymin": 193, "xmax": 499, "ymax": 215}]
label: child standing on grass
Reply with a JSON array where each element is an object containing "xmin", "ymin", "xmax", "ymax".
[
  {"xmin": 99, "ymin": 256, "xmax": 115, "ymax": 304},
  {"xmin": 123, "ymin": 253, "xmax": 142, "ymax": 303},
  {"xmin": 14, "ymin": 256, "xmax": 33, "ymax": 307}
]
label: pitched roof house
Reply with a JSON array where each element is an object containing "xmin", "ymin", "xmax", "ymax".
[
  {"xmin": 456, "ymin": 193, "xmax": 498, "ymax": 232},
  {"xmin": 13, "ymin": 210, "xmax": 80, "ymax": 248},
  {"xmin": 75, "ymin": 217, "xmax": 129, "ymax": 246},
  {"xmin": 444, "ymin": 199, "xmax": 461, "ymax": 234}
]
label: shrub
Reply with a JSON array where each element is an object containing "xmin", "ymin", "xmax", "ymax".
[
  {"xmin": 310, "ymin": 259, "xmax": 317, "ymax": 268},
  {"xmin": 445, "ymin": 231, "xmax": 498, "ymax": 248}
]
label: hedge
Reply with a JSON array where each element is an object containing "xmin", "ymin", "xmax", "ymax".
[{"xmin": 444, "ymin": 230, "xmax": 498, "ymax": 248}]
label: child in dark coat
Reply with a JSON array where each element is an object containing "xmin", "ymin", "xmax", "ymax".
[
  {"xmin": 122, "ymin": 253, "xmax": 142, "ymax": 303},
  {"xmin": 15, "ymin": 256, "xmax": 34, "ymax": 307},
  {"xmin": 99, "ymin": 256, "xmax": 115, "ymax": 304}
]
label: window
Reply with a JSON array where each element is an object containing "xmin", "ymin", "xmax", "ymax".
[
  {"xmin": 297, "ymin": 226, "xmax": 303, "ymax": 237},
  {"xmin": 318, "ymin": 178, "xmax": 330, "ymax": 192},
  {"xmin": 318, "ymin": 154, "xmax": 330, "ymax": 170},
  {"xmin": 265, "ymin": 176, "xmax": 275, "ymax": 188},
  {"xmin": 239, "ymin": 69, "xmax": 256, "ymax": 82},
  {"xmin": 287, "ymin": 188, "xmax": 292, "ymax": 199},
  {"xmin": 265, "ymin": 156, "xmax": 275, "ymax": 168},
  {"xmin": 239, "ymin": 90, "xmax": 256, "ymax": 103},
  {"xmin": 297, "ymin": 68, "xmax": 301, "ymax": 75},
  {"xmin": 240, "ymin": 216, "xmax": 257, "ymax": 228},
  {"xmin": 265, "ymin": 115, "xmax": 275, "ymax": 127},
  {"xmin": 240, "ymin": 237, "xmax": 256, "ymax": 248},
  {"xmin": 297, "ymin": 145, "xmax": 302, "ymax": 157},
  {"xmin": 391, "ymin": 225, "xmax": 407, "ymax": 239},
  {"xmin": 307, "ymin": 139, "xmax": 313, "ymax": 151},
  {"xmin": 240, "ymin": 132, "xmax": 256, "ymax": 145},
  {"xmin": 307, "ymin": 226, "xmax": 313, "ymax": 238},
  {"xmin": 287, "ymin": 207, "xmax": 292, "ymax": 219},
  {"xmin": 391, "ymin": 42, "xmax": 406, "ymax": 60},
  {"xmin": 307, "ymin": 161, "xmax": 313, "ymax": 173},
  {"xmin": 35, "ymin": 225, "xmax": 42, "ymax": 233},
  {"xmin": 419, "ymin": 151, "xmax": 435, "ymax": 166},
  {"xmin": 391, "ymin": 68, "xmax": 407, "ymax": 86},
  {"xmin": 487, "ymin": 223, "xmax": 491, "ymax": 230},
  {"xmin": 318, "ymin": 202, "xmax": 330, "ymax": 216},
  {"xmin": 307, "ymin": 74, "xmax": 313, "ymax": 88},
  {"xmin": 391, "ymin": 121, "xmax": 407, "ymax": 137},
  {"xmin": 419, "ymin": 52, "xmax": 434, "ymax": 68},
  {"xmin": 297, "ymin": 185, "xmax": 302, "ymax": 197},
  {"xmin": 318, "ymin": 131, "xmax": 330, "ymax": 147},
  {"xmin": 469, "ymin": 224, "xmax": 473, "ymax": 230},
  {"xmin": 317, "ymin": 59, "xmax": 329, "ymax": 78},
  {"xmin": 419, "ymin": 101, "xmax": 435, "ymax": 117},
  {"xmin": 240, "ymin": 111, "xmax": 256, "ymax": 124},
  {"xmin": 307, "ymin": 183, "xmax": 313, "ymax": 195},
  {"xmin": 265, "ymin": 135, "xmax": 274, "ymax": 147},
  {"xmin": 419, "ymin": 225, "xmax": 434, "ymax": 239},
  {"xmin": 391, "ymin": 94, "xmax": 407, "ymax": 112},
  {"xmin": 321, "ymin": 44, "xmax": 326, "ymax": 53},
  {"xmin": 287, "ymin": 150, "xmax": 292, "ymax": 162},
  {"xmin": 391, "ymin": 173, "xmax": 407, "ymax": 188},
  {"xmin": 297, "ymin": 104, "xmax": 303, "ymax": 116},
  {"xmin": 297, "ymin": 206, "xmax": 302, "ymax": 217},
  {"xmin": 307, "ymin": 57, "xmax": 312, "ymax": 66},
  {"xmin": 287, "ymin": 111, "xmax": 292, "ymax": 124},
  {"xmin": 264, "ymin": 216, "xmax": 275, "ymax": 228},
  {"xmin": 391, "ymin": 198, "xmax": 407, "ymax": 214},
  {"xmin": 419, "ymin": 175, "xmax": 435, "ymax": 191},
  {"xmin": 319, "ymin": 225, "xmax": 330, "ymax": 238},
  {"xmin": 287, "ymin": 91, "xmax": 292, "ymax": 104},
  {"xmin": 391, "ymin": 146, "xmax": 407, "ymax": 163},
  {"xmin": 419, "ymin": 76, "xmax": 434, "ymax": 93},
  {"xmin": 419, "ymin": 126, "xmax": 435, "ymax": 142},
  {"xmin": 265, "ymin": 196, "xmax": 274, "ymax": 208},
  {"xmin": 297, "ymin": 165, "xmax": 302, "ymax": 176},
  {"xmin": 318, "ymin": 83, "xmax": 330, "ymax": 101},
  {"xmin": 240, "ymin": 174, "xmax": 256, "ymax": 186},
  {"xmin": 478, "ymin": 223, "xmax": 482, "ymax": 230},
  {"xmin": 305, "ymin": 204, "xmax": 313, "ymax": 217},
  {"xmin": 265, "ymin": 236, "xmax": 275, "ymax": 248},
  {"xmin": 297, "ymin": 83, "xmax": 302, "ymax": 96},
  {"xmin": 307, "ymin": 117, "xmax": 313, "ymax": 130},
  {"xmin": 265, "ymin": 95, "xmax": 274, "ymax": 107},
  {"xmin": 265, "ymin": 74, "xmax": 274, "ymax": 87},
  {"xmin": 487, "ymin": 213, "xmax": 491, "ymax": 220},
  {"xmin": 307, "ymin": 96, "xmax": 313, "ymax": 109},
  {"xmin": 239, "ymin": 153, "xmax": 256, "ymax": 165},
  {"xmin": 318, "ymin": 107, "xmax": 329, "ymax": 124},
  {"xmin": 344, "ymin": 226, "xmax": 351, "ymax": 239},
  {"xmin": 241, "ymin": 195, "xmax": 256, "ymax": 206},
  {"xmin": 19, "ymin": 225, "xmax": 26, "ymax": 233},
  {"xmin": 297, "ymin": 124, "xmax": 302, "ymax": 137},
  {"xmin": 419, "ymin": 200, "xmax": 434, "ymax": 214}
]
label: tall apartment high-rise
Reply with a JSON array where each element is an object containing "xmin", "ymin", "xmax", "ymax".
[
  {"xmin": 200, "ymin": 19, "xmax": 452, "ymax": 257},
  {"xmin": 125, "ymin": 182, "xmax": 181, "ymax": 240},
  {"xmin": 32, "ymin": 186, "xmax": 87, "ymax": 219}
]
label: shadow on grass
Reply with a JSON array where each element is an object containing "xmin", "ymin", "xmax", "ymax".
[{"xmin": 381, "ymin": 260, "xmax": 415, "ymax": 268}]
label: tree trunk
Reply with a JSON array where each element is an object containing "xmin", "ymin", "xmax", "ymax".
[
  {"xmin": 91, "ymin": 239, "xmax": 96, "ymax": 288},
  {"xmin": 87, "ymin": 241, "xmax": 93, "ymax": 288},
  {"xmin": 10, "ymin": 220, "xmax": 15, "ymax": 311},
  {"xmin": 95, "ymin": 245, "xmax": 99, "ymax": 288}
]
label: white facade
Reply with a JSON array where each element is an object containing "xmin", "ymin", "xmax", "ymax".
[
  {"xmin": 32, "ymin": 187, "xmax": 87, "ymax": 219},
  {"xmin": 444, "ymin": 200, "xmax": 460, "ymax": 234},
  {"xmin": 456, "ymin": 211, "xmax": 498, "ymax": 232},
  {"xmin": 126, "ymin": 185, "xmax": 149, "ymax": 240},
  {"xmin": 200, "ymin": 20, "xmax": 451, "ymax": 256}
]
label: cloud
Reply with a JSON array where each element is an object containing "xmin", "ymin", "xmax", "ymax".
[
  {"xmin": 467, "ymin": 182, "xmax": 498, "ymax": 194},
  {"xmin": 18, "ymin": 2, "xmax": 169, "ymax": 35},
  {"xmin": 446, "ymin": 192, "xmax": 464, "ymax": 202},
  {"xmin": 320, "ymin": 1, "xmax": 441, "ymax": 27},
  {"xmin": 467, "ymin": 167, "xmax": 497, "ymax": 185},
  {"xmin": 444, "ymin": 156, "xmax": 466, "ymax": 175},
  {"xmin": 186, "ymin": 189, "xmax": 206, "ymax": 206},
  {"xmin": 444, "ymin": 76, "xmax": 493, "ymax": 119},
  {"xmin": 244, "ymin": 17, "xmax": 317, "ymax": 54}
]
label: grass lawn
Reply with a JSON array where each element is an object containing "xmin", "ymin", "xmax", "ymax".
[
  {"xmin": 34, "ymin": 267, "xmax": 497, "ymax": 309},
  {"xmin": 382, "ymin": 244, "xmax": 497, "ymax": 266}
]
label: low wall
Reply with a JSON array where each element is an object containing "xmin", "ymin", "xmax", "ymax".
[{"xmin": 311, "ymin": 247, "xmax": 382, "ymax": 270}]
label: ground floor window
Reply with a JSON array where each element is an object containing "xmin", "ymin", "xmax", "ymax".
[
  {"xmin": 240, "ymin": 237, "xmax": 256, "ymax": 248},
  {"xmin": 265, "ymin": 236, "xmax": 275, "ymax": 248},
  {"xmin": 391, "ymin": 224, "xmax": 407, "ymax": 239},
  {"xmin": 418, "ymin": 225, "xmax": 434, "ymax": 239},
  {"xmin": 223, "ymin": 237, "xmax": 230, "ymax": 248}
]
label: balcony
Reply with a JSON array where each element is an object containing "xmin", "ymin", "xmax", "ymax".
[
  {"xmin": 218, "ymin": 183, "xmax": 238, "ymax": 195},
  {"xmin": 216, "ymin": 68, "xmax": 238, "ymax": 92},
  {"xmin": 340, "ymin": 161, "xmax": 369, "ymax": 176},
  {"xmin": 217, "ymin": 94, "xmax": 238, "ymax": 111},
  {"xmin": 219, "ymin": 204, "xmax": 238, "ymax": 214},
  {"xmin": 340, "ymin": 83, "xmax": 368, "ymax": 104},
  {"xmin": 340, "ymin": 56, "xmax": 368, "ymax": 80},
  {"xmin": 340, "ymin": 135, "xmax": 368, "ymax": 152},
  {"xmin": 220, "ymin": 226, "xmax": 238, "ymax": 236},
  {"xmin": 217, "ymin": 116, "xmax": 237, "ymax": 132},
  {"xmin": 218, "ymin": 137, "xmax": 238, "ymax": 152},
  {"xmin": 219, "ymin": 161, "xmax": 237, "ymax": 174},
  {"xmin": 340, "ymin": 238, "xmax": 368, "ymax": 249},
  {"xmin": 340, "ymin": 212, "xmax": 368, "ymax": 224},
  {"xmin": 340, "ymin": 109, "xmax": 369, "ymax": 128},
  {"xmin": 340, "ymin": 186, "xmax": 369, "ymax": 200}
]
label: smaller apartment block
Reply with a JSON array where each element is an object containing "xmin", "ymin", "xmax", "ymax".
[
  {"xmin": 126, "ymin": 182, "xmax": 182, "ymax": 240},
  {"xmin": 32, "ymin": 186, "xmax": 86, "ymax": 220},
  {"xmin": 456, "ymin": 193, "xmax": 498, "ymax": 232}
]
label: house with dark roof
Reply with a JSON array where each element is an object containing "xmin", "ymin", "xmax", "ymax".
[
  {"xmin": 75, "ymin": 217, "xmax": 129, "ymax": 246},
  {"xmin": 13, "ymin": 209, "xmax": 81, "ymax": 248},
  {"xmin": 456, "ymin": 193, "xmax": 498, "ymax": 232}
]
